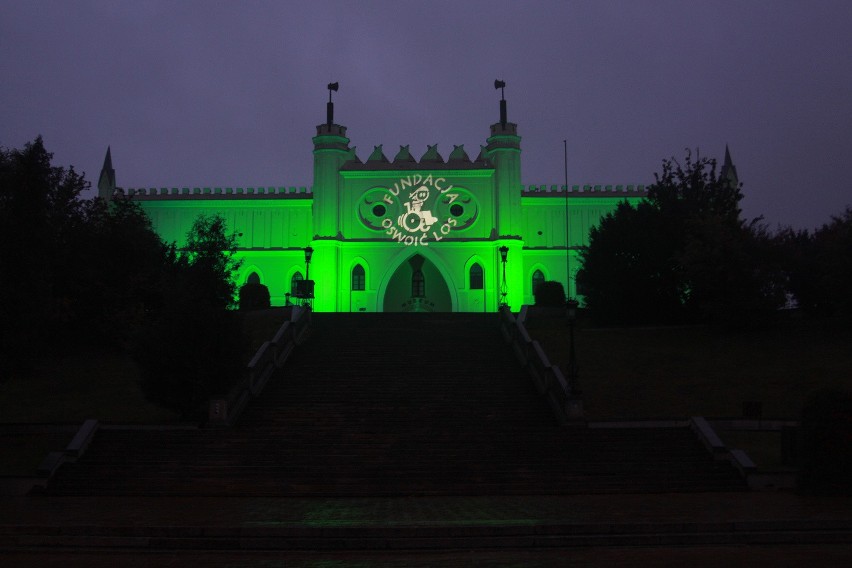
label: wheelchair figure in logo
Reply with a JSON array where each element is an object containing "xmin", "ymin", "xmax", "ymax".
[{"xmin": 398, "ymin": 186, "xmax": 438, "ymax": 233}]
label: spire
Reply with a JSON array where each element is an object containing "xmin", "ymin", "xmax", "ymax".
[
  {"xmin": 97, "ymin": 146, "xmax": 116, "ymax": 201},
  {"xmin": 103, "ymin": 146, "xmax": 113, "ymax": 171},
  {"xmin": 720, "ymin": 144, "xmax": 738, "ymax": 188}
]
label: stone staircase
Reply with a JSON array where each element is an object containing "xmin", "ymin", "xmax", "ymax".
[{"xmin": 45, "ymin": 313, "xmax": 745, "ymax": 497}]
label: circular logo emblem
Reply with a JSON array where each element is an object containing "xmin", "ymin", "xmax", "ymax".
[{"xmin": 380, "ymin": 175, "xmax": 459, "ymax": 247}]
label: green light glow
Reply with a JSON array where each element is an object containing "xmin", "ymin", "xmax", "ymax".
[{"xmin": 131, "ymin": 120, "xmax": 643, "ymax": 311}]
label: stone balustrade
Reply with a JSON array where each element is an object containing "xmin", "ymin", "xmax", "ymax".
[
  {"xmin": 208, "ymin": 306, "xmax": 311, "ymax": 426},
  {"xmin": 499, "ymin": 306, "xmax": 583, "ymax": 424}
]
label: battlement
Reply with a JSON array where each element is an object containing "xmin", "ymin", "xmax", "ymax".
[
  {"xmin": 522, "ymin": 183, "xmax": 647, "ymax": 195},
  {"xmin": 118, "ymin": 186, "xmax": 313, "ymax": 199},
  {"xmin": 341, "ymin": 143, "xmax": 492, "ymax": 171}
]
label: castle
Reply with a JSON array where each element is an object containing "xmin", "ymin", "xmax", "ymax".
[{"xmin": 97, "ymin": 86, "xmax": 661, "ymax": 312}]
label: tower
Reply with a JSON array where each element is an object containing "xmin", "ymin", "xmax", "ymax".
[
  {"xmin": 485, "ymin": 81, "xmax": 522, "ymax": 237},
  {"xmin": 484, "ymin": 81, "xmax": 524, "ymax": 309},
  {"xmin": 97, "ymin": 146, "xmax": 116, "ymax": 201},
  {"xmin": 312, "ymin": 82, "xmax": 350, "ymax": 238},
  {"xmin": 310, "ymin": 83, "xmax": 350, "ymax": 311}
]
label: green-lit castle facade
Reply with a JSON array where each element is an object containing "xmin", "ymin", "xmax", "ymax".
[{"xmin": 98, "ymin": 90, "xmax": 650, "ymax": 312}]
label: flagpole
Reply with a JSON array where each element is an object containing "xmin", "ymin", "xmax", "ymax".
[{"xmin": 564, "ymin": 139, "xmax": 570, "ymax": 299}]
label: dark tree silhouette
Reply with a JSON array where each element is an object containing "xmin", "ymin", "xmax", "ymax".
[
  {"xmin": 578, "ymin": 149, "xmax": 785, "ymax": 325},
  {"xmin": 782, "ymin": 207, "xmax": 852, "ymax": 319},
  {"xmin": 0, "ymin": 137, "xmax": 89, "ymax": 375},
  {"xmin": 182, "ymin": 213, "xmax": 242, "ymax": 310},
  {"xmin": 134, "ymin": 213, "xmax": 246, "ymax": 418}
]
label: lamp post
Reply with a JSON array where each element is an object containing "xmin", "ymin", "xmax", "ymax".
[
  {"xmin": 499, "ymin": 245, "xmax": 509, "ymax": 309},
  {"xmin": 304, "ymin": 246, "xmax": 313, "ymax": 281},
  {"xmin": 566, "ymin": 298, "xmax": 580, "ymax": 395},
  {"xmin": 304, "ymin": 246, "xmax": 314, "ymax": 307}
]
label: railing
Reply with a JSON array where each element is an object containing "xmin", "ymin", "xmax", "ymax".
[
  {"xmin": 208, "ymin": 306, "xmax": 312, "ymax": 426},
  {"xmin": 499, "ymin": 306, "xmax": 583, "ymax": 424}
]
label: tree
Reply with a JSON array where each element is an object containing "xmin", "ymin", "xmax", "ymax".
[
  {"xmin": 72, "ymin": 196, "xmax": 175, "ymax": 345},
  {"xmin": 784, "ymin": 208, "xmax": 852, "ymax": 319},
  {"xmin": 577, "ymin": 200, "xmax": 684, "ymax": 324},
  {"xmin": 133, "ymin": 213, "xmax": 246, "ymax": 418},
  {"xmin": 0, "ymin": 137, "xmax": 89, "ymax": 375},
  {"xmin": 578, "ymin": 149, "xmax": 785, "ymax": 325},
  {"xmin": 182, "ymin": 213, "xmax": 242, "ymax": 309},
  {"xmin": 798, "ymin": 387, "xmax": 852, "ymax": 494}
]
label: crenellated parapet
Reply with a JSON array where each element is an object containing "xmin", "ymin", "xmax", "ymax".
[
  {"xmin": 340, "ymin": 144, "xmax": 491, "ymax": 171},
  {"xmin": 522, "ymin": 184, "xmax": 647, "ymax": 195},
  {"xmin": 119, "ymin": 186, "xmax": 312, "ymax": 199}
]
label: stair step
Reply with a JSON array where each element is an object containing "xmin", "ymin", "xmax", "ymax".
[{"xmin": 46, "ymin": 313, "xmax": 746, "ymax": 496}]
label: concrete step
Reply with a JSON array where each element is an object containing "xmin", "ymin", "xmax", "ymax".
[{"xmin": 3, "ymin": 519, "xmax": 852, "ymax": 550}]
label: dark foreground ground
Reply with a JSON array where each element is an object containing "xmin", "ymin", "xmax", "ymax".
[
  {"xmin": 5, "ymin": 313, "xmax": 852, "ymax": 565},
  {"xmin": 3, "ymin": 492, "xmax": 852, "ymax": 566}
]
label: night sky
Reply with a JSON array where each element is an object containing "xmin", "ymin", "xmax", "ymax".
[{"xmin": 3, "ymin": 1, "xmax": 851, "ymax": 230}]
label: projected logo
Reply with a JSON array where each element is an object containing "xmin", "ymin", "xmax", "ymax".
[{"xmin": 380, "ymin": 174, "xmax": 459, "ymax": 247}]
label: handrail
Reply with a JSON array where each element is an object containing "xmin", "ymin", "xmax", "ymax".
[
  {"xmin": 208, "ymin": 306, "xmax": 311, "ymax": 426},
  {"xmin": 499, "ymin": 305, "xmax": 583, "ymax": 424}
]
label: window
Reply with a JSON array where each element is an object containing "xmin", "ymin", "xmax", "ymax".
[
  {"xmin": 412, "ymin": 270, "xmax": 425, "ymax": 297},
  {"xmin": 247, "ymin": 272, "xmax": 260, "ymax": 285},
  {"xmin": 469, "ymin": 263, "xmax": 483, "ymax": 289},
  {"xmin": 352, "ymin": 264, "xmax": 365, "ymax": 291},
  {"xmin": 532, "ymin": 270, "xmax": 545, "ymax": 295},
  {"xmin": 290, "ymin": 271, "xmax": 303, "ymax": 294}
]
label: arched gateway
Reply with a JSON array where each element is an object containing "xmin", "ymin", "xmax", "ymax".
[{"xmin": 381, "ymin": 253, "xmax": 453, "ymax": 312}]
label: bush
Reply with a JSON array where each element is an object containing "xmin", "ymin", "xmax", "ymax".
[
  {"xmin": 534, "ymin": 281, "xmax": 566, "ymax": 307},
  {"xmin": 798, "ymin": 388, "xmax": 852, "ymax": 495},
  {"xmin": 239, "ymin": 282, "xmax": 271, "ymax": 311},
  {"xmin": 134, "ymin": 299, "xmax": 247, "ymax": 420},
  {"xmin": 134, "ymin": 258, "xmax": 248, "ymax": 420}
]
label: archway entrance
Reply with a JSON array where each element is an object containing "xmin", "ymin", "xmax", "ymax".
[{"xmin": 382, "ymin": 254, "xmax": 452, "ymax": 312}]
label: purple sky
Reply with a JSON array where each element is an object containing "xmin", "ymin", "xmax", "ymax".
[{"xmin": 2, "ymin": 1, "xmax": 851, "ymax": 230}]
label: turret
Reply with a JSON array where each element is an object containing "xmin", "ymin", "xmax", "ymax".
[
  {"xmin": 312, "ymin": 82, "xmax": 350, "ymax": 238},
  {"xmin": 97, "ymin": 146, "xmax": 116, "ymax": 201},
  {"xmin": 485, "ymin": 80, "xmax": 522, "ymax": 237}
]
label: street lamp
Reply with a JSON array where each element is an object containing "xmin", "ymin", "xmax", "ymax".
[
  {"xmin": 499, "ymin": 245, "xmax": 509, "ymax": 309},
  {"xmin": 566, "ymin": 298, "xmax": 580, "ymax": 395},
  {"xmin": 304, "ymin": 246, "xmax": 314, "ymax": 307},
  {"xmin": 304, "ymin": 246, "xmax": 313, "ymax": 281}
]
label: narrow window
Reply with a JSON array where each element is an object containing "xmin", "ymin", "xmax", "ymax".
[
  {"xmin": 412, "ymin": 270, "xmax": 425, "ymax": 297},
  {"xmin": 352, "ymin": 264, "xmax": 365, "ymax": 291},
  {"xmin": 532, "ymin": 269, "xmax": 545, "ymax": 295},
  {"xmin": 290, "ymin": 271, "xmax": 304, "ymax": 295},
  {"xmin": 469, "ymin": 263, "xmax": 483, "ymax": 290}
]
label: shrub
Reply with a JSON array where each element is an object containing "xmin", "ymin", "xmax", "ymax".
[
  {"xmin": 239, "ymin": 282, "xmax": 271, "ymax": 311},
  {"xmin": 534, "ymin": 281, "xmax": 566, "ymax": 307},
  {"xmin": 798, "ymin": 388, "xmax": 852, "ymax": 495},
  {"xmin": 134, "ymin": 268, "xmax": 248, "ymax": 421}
]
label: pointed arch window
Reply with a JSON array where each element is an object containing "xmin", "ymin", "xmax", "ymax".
[
  {"xmin": 469, "ymin": 263, "xmax": 483, "ymax": 290},
  {"xmin": 351, "ymin": 264, "xmax": 365, "ymax": 291},
  {"xmin": 290, "ymin": 271, "xmax": 304, "ymax": 294},
  {"xmin": 532, "ymin": 269, "xmax": 545, "ymax": 295},
  {"xmin": 412, "ymin": 270, "xmax": 425, "ymax": 298}
]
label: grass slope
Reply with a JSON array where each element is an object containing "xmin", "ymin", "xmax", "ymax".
[{"xmin": 526, "ymin": 315, "xmax": 852, "ymax": 421}]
